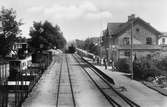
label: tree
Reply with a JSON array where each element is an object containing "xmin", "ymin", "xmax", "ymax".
[
  {"xmin": 16, "ymin": 36, "xmax": 27, "ymax": 43},
  {"xmin": 75, "ymin": 37, "xmax": 101, "ymax": 56},
  {"xmin": 29, "ymin": 21, "xmax": 66, "ymax": 53},
  {"xmin": 29, "ymin": 21, "xmax": 50, "ymax": 52},
  {"xmin": 42, "ymin": 21, "xmax": 66, "ymax": 49},
  {"xmin": 0, "ymin": 7, "xmax": 23, "ymax": 57},
  {"xmin": 75, "ymin": 39, "xmax": 85, "ymax": 49}
]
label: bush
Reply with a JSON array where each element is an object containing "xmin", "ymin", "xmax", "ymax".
[
  {"xmin": 115, "ymin": 58, "xmax": 130, "ymax": 73},
  {"xmin": 115, "ymin": 57, "xmax": 162, "ymax": 80},
  {"xmin": 156, "ymin": 57, "xmax": 167, "ymax": 72},
  {"xmin": 133, "ymin": 57, "xmax": 161, "ymax": 80},
  {"xmin": 155, "ymin": 57, "xmax": 167, "ymax": 77}
]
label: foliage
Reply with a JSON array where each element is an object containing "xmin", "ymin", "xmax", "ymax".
[
  {"xmin": 156, "ymin": 57, "xmax": 167, "ymax": 76},
  {"xmin": 75, "ymin": 39, "xmax": 85, "ymax": 49},
  {"xmin": 16, "ymin": 36, "xmax": 27, "ymax": 43},
  {"xmin": 133, "ymin": 58, "xmax": 160, "ymax": 79},
  {"xmin": 42, "ymin": 21, "xmax": 66, "ymax": 49},
  {"xmin": 29, "ymin": 21, "xmax": 50, "ymax": 51},
  {"xmin": 29, "ymin": 21, "xmax": 66, "ymax": 52},
  {"xmin": 88, "ymin": 42, "xmax": 99, "ymax": 55},
  {"xmin": 0, "ymin": 7, "xmax": 23, "ymax": 57},
  {"xmin": 115, "ymin": 58, "xmax": 130, "ymax": 73},
  {"xmin": 101, "ymin": 30, "xmax": 109, "ymax": 48},
  {"xmin": 115, "ymin": 56, "xmax": 162, "ymax": 80},
  {"xmin": 75, "ymin": 37, "xmax": 100, "ymax": 56},
  {"xmin": 133, "ymin": 56, "xmax": 162, "ymax": 80}
]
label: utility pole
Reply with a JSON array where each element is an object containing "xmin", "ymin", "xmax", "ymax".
[
  {"xmin": 109, "ymin": 35, "xmax": 112, "ymax": 61},
  {"xmin": 99, "ymin": 36, "xmax": 102, "ymax": 58},
  {"xmin": 130, "ymin": 20, "xmax": 134, "ymax": 80},
  {"xmin": 104, "ymin": 31, "xmax": 108, "ymax": 60}
]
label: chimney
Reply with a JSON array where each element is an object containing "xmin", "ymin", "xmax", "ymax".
[{"xmin": 128, "ymin": 14, "xmax": 135, "ymax": 21}]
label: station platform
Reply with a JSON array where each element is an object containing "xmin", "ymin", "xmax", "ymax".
[{"xmin": 84, "ymin": 57, "xmax": 167, "ymax": 107}]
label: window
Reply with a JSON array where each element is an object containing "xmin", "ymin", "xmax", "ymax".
[
  {"xmin": 162, "ymin": 38, "xmax": 165, "ymax": 44},
  {"xmin": 146, "ymin": 37, "xmax": 152, "ymax": 45},
  {"xmin": 136, "ymin": 28, "xmax": 140, "ymax": 32},
  {"xmin": 124, "ymin": 51, "xmax": 130, "ymax": 57},
  {"xmin": 123, "ymin": 37, "xmax": 130, "ymax": 45}
]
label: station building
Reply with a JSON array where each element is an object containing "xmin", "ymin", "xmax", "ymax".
[{"xmin": 103, "ymin": 14, "xmax": 161, "ymax": 61}]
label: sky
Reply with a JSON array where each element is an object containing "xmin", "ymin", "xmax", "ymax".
[{"xmin": 0, "ymin": 0, "xmax": 167, "ymax": 41}]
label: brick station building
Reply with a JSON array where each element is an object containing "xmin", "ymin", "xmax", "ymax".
[{"xmin": 103, "ymin": 14, "xmax": 161, "ymax": 62}]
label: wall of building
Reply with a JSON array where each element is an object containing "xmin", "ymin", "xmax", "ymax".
[
  {"xmin": 117, "ymin": 24, "xmax": 158, "ymax": 45},
  {"xmin": 12, "ymin": 43, "xmax": 28, "ymax": 51},
  {"xmin": 118, "ymin": 50, "xmax": 158, "ymax": 59},
  {"xmin": 112, "ymin": 24, "xmax": 159, "ymax": 60},
  {"xmin": 158, "ymin": 37, "xmax": 167, "ymax": 45}
]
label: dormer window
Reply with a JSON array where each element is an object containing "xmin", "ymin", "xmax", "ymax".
[{"xmin": 146, "ymin": 37, "xmax": 152, "ymax": 45}]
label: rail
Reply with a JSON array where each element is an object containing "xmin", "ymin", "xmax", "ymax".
[
  {"xmin": 56, "ymin": 55, "xmax": 76, "ymax": 107},
  {"xmin": 56, "ymin": 59, "xmax": 63, "ymax": 107},
  {"xmin": 73, "ymin": 54, "xmax": 140, "ymax": 107},
  {"xmin": 65, "ymin": 55, "xmax": 76, "ymax": 107}
]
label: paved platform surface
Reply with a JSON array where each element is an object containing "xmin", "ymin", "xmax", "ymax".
[
  {"xmin": 143, "ymin": 81, "xmax": 167, "ymax": 96},
  {"xmin": 93, "ymin": 61, "xmax": 167, "ymax": 107},
  {"xmin": 82, "ymin": 55, "xmax": 167, "ymax": 107}
]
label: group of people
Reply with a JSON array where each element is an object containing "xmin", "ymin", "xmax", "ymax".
[{"xmin": 93, "ymin": 56, "xmax": 114, "ymax": 70}]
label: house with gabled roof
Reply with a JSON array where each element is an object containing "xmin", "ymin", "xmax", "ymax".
[
  {"xmin": 103, "ymin": 14, "xmax": 161, "ymax": 61},
  {"xmin": 158, "ymin": 32, "xmax": 167, "ymax": 51}
]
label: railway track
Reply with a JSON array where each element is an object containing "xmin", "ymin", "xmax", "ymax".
[
  {"xmin": 73, "ymin": 54, "xmax": 140, "ymax": 107},
  {"xmin": 56, "ymin": 55, "xmax": 76, "ymax": 107},
  {"xmin": 65, "ymin": 55, "xmax": 76, "ymax": 107}
]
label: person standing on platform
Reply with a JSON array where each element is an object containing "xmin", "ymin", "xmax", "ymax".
[
  {"xmin": 103, "ymin": 57, "xmax": 107, "ymax": 69},
  {"xmin": 101, "ymin": 58, "xmax": 103, "ymax": 66},
  {"xmin": 109, "ymin": 58, "xmax": 112, "ymax": 66}
]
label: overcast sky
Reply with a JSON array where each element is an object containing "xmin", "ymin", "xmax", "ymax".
[{"xmin": 0, "ymin": 0, "xmax": 167, "ymax": 41}]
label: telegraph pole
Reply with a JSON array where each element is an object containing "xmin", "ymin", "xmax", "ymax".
[
  {"xmin": 108, "ymin": 36, "xmax": 111, "ymax": 61},
  {"xmin": 99, "ymin": 36, "xmax": 102, "ymax": 58},
  {"xmin": 130, "ymin": 20, "xmax": 134, "ymax": 80}
]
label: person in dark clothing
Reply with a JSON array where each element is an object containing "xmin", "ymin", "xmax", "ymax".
[{"xmin": 103, "ymin": 58, "xmax": 107, "ymax": 69}]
